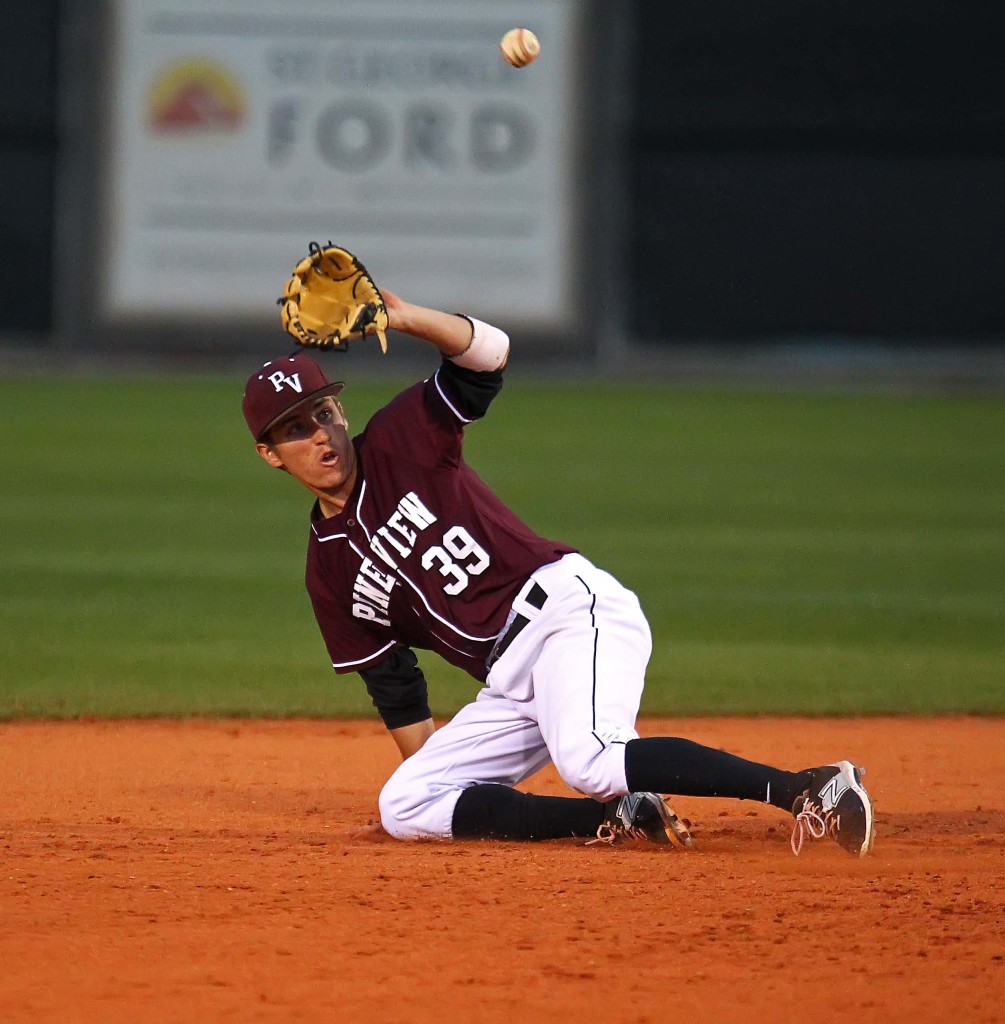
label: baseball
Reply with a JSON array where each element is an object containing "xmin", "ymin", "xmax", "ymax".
[{"xmin": 500, "ymin": 27, "xmax": 540, "ymax": 68}]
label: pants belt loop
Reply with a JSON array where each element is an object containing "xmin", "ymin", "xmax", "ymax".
[{"xmin": 486, "ymin": 580, "xmax": 549, "ymax": 671}]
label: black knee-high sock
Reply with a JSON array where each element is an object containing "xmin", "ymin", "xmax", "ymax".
[
  {"xmin": 624, "ymin": 737, "xmax": 813, "ymax": 811},
  {"xmin": 452, "ymin": 784, "xmax": 605, "ymax": 840}
]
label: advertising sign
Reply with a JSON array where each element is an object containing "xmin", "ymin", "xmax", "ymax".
[{"xmin": 103, "ymin": 0, "xmax": 582, "ymax": 331}]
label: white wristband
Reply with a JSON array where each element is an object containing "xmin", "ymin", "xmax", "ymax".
[{"xmin": 450, "ymin": 316, "xmax": 510, "ymax": 371}]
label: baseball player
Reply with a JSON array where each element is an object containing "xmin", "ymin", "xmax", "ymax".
[{"xmin": 242, "ymin": 292, "xmax": 874, "ymax": 856}]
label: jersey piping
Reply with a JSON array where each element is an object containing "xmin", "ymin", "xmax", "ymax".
[
  {"xmin": 330, "ymin": 640, "xmax": 397, "ymax": 670},
  {"xmin": 432, "ymin": 367, "xmax": 475, "ymax": 424}
]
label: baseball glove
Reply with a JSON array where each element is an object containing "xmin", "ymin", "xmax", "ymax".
[{"xmin": 278, "ymin": 242, "xmax": 389, "ymax": 353}]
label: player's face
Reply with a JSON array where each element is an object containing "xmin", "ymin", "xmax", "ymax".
[{"xmin": 256, "ymin": 396, "xmax": 357, "ymax": 515}]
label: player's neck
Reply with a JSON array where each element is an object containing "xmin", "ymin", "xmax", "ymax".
[{"xmin": 314, "ymin": 465, "xmax": 358, "ymax": 518}]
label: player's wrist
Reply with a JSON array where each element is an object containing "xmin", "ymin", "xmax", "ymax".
[{"xmin": 385, "ymin": 298, "xmax": 421, "ymax": 336}]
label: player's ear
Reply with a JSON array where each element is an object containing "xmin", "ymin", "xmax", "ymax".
[
  {"xmin": 256, "ymin": 441, "xmax": 286, "ymax": 470},
  {"xmin": 335, "ymin": 400, "xmax": 348, "ymax": 428}
]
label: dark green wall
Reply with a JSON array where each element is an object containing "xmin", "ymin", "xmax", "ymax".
[
  {"xmin": 629, "ymin": 1, "xmax": 1005, "ymax": 341},
  {"xmin": 0, "ymin": 3, "xmax": 59, "ymax": 333}
]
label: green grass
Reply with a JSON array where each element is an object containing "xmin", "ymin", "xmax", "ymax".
[{"xmin": 1, "ymin": 374, "xmax": 1002, "ymax": 718}]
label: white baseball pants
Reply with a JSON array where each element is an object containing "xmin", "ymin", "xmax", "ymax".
[{"xmin": 378, "ymin": 553, "xmax": 652, "ymax": 839}]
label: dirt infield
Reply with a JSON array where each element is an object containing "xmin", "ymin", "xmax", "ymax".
[{"xmin": 2, "ymin": 717, "xmax": 1003, "ymax": 1023}]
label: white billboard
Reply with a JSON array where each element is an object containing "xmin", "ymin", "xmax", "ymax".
[{"xmin": 102, "ymin": 0, "xmax": 583, "ymax": 331}]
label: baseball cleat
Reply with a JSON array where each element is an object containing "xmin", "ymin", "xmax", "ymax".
[
  {"xmin": 590, "ymin": 792, "xmax": 694, "ymax": 849},
  {"xmin": 790, "ymin": 761, "xmax": 874, "ymax": 857}
]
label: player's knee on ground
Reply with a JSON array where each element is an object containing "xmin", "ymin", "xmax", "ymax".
[
  {"xmin": 378, "ymin": 770, "xmax": 459, "ymax": 840},
  {"xmin": 377, "ymin": 773, "xmax": 419, "ymax": 839}
]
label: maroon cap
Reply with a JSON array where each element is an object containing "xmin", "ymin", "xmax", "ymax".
[{"xmin": 242, "ymin": 354, "xmax": 344, "ymax": 441}]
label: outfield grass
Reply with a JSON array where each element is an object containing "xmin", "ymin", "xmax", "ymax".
[{"xmin": 1, "ymin": 373, "xmax": 1002, "ymax": 718}]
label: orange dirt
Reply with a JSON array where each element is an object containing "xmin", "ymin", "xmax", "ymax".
[{"xmin": 1, "ymin": 717, "xmax": 1003, "ymax": 1023}]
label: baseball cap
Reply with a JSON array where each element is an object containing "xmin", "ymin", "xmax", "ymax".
[{"xmin": 242, "ymin": 353, "xmax": 344, "ymax": 441}]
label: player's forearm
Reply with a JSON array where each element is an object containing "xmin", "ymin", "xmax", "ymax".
[
  {"xmin": 389, "ymin": 717, "xmax": 436, "ymax": 760},
  {"xmin": 388, "ymin": 301, "xmax": 474, "ymax": 357},
  {"xmin": 389, "ymin": 300, "xmax": 510, "ymax": 371}
]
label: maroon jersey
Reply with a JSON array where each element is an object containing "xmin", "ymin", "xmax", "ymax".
[{"xmin": 305, "ymin": 361, "xmax": 575, "ymax": 682}]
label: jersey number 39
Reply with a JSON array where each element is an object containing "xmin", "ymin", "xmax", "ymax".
[{"xmin": 421, "ymin": 526, "xmax": 490, "ymax": 595}]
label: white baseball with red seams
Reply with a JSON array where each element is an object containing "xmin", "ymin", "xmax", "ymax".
[{"xmin": 500, "ymin": 27, "xmax": 541, "ymax": 68}]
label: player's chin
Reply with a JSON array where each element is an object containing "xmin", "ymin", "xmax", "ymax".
[
  {"xmin": 313, "ymin": 466, "xmax": 350, "ymax": 491},
  {"xmin": 290, "ymin": 462, "xmax": 340, "ymax": 491}
]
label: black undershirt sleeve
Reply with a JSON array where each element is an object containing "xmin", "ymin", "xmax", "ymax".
[
  {"xmin": 358, "ymin": 647, "xmax": 432, "ymax": 730},
  {"xmin": 436, "ymin": 358, "xmax": 504, "ymax": 421}
]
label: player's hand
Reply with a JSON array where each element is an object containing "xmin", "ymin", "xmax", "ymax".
[{"xmin": 344, "ymin": 818, "xmax": 387, "ymax": 840}]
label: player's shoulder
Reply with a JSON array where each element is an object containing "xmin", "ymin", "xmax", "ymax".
[{"xmin": 362, "ymin": 375, "xmax": 458, "ymax": 445}]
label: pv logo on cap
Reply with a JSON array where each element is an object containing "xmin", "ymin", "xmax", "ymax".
[{"xmin": 267, "ymin": 370, "xmax": 303, "ymax": 394}]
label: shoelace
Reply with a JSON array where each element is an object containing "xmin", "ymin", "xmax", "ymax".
[
  {"xmin": 790, "ymin": 799, "xmax": 842, "ymax": 856},
  {"xmin": 585, "ymin": 823, "xmax": 619, "ymax": 846}
]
